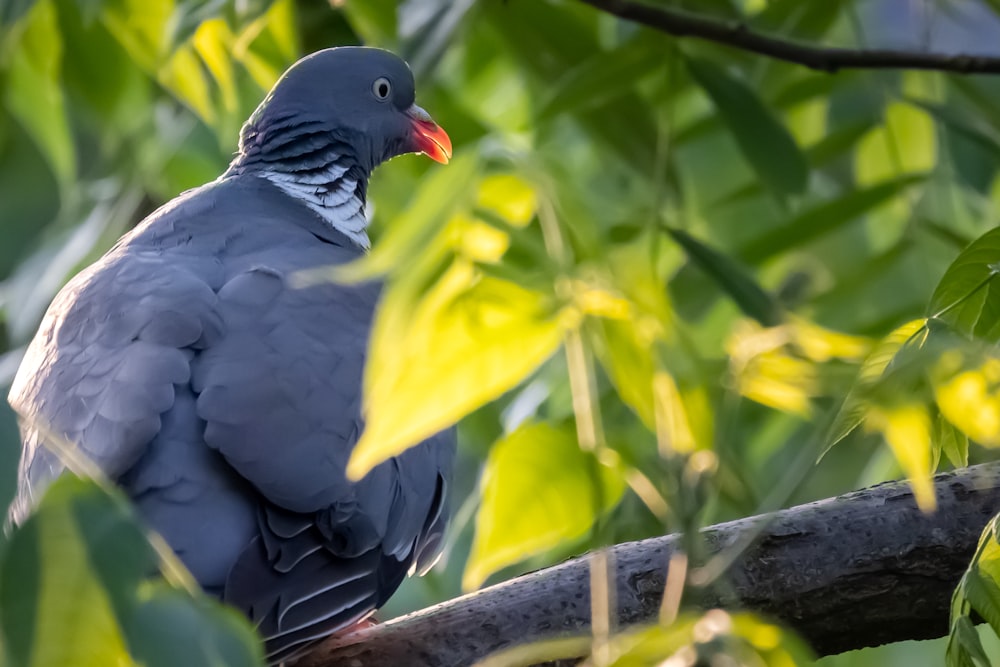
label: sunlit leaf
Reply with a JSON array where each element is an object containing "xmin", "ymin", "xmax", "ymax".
[
  {"xmin": 159, "ymin": 46, "xmax": 216, "ymax": 124},
  {"xmin": 463, "ymin": 421, "xmax": 625, "ymax": 590},
  {"xmin": 726, "ymin": 320, "xmax": 826, "ymax": 418},
  {"xmin": 934, "ymin": 352, "xmax": 1000, "ymax": 447},
  {"xmin": 863, "ymin": 401, "xmax": 936, "ymax": 512},
  {"xmin": 0, "ymin": 477, "xmax": 263, "ymax": 667},
  {"xmin": 193, "ymin": 19, "xmax": 238, "ymax": 115},
  {"xmin": 0, "ymin": 480, "xmax": 134, "ymax": 667},
  {"xmin": 348, "ymin": 265, "xmax": 566, "ymax": 478},
  {"xmin": 476, "ymin": 173, "xmax": 538, "ymax": 227},
  {"xmin": 855, "ymin": 102, "xmax": 936, "ymax": 186},
  {"xmin": 598, "ymin": 610, "xmax": 813, "ymax": 667},
  {"xmin": 688, "ymin": 57, "xmax": 809, "ymax": 197},
  {"xmin": 4, "ymin": 0, "xmax": 75, "ymax": 185},
  {"xmin": 101, "ymin": 0, "xmax": 172, "ymax": 71},
  {"xmin": 591, "ymin": 318, "xmax": 657, "ymax": 429},
  {"xmin": 824, "ymin": 319, "xmax": 927, "ymax": 453}
]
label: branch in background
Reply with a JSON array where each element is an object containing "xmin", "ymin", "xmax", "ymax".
[
  {"xmin": 576, "ymin": 0, "xmax": 1000, "ymax": 74},
  {"xmin": 296, "ymin": 463, "xmax": 1000, "ymax": 667}
]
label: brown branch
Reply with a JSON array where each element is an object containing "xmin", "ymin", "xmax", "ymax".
[
  {"xmin": 576, "ymin": 0, "xmax": 1000, "ymax": 75},
  {"xmin": 295, "ymin": 463, "xmax": 1000, "ymax": 666}
]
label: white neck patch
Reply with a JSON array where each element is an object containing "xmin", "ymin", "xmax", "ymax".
[{"xmin": 258, "ymin": 162, "xmax": 370, "ymax": 250}]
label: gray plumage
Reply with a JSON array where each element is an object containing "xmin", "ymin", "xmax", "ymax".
[{"xmin": 8, "ymin": 47, "xmax": 454, "ymax": 664}]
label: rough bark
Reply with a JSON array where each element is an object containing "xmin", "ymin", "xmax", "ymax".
[{"xmin": 297, "ymin": 463, "xmax": 1000, "ymax": 667}]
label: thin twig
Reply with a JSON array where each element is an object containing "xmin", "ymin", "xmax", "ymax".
[{"xmin": 576, "ymin": 0, "xmax": 1000, "ymax": 75}]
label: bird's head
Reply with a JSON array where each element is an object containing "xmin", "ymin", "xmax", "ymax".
[{"xmin": 238, "ymin": 47, "xmax": 452, "ymax": 172}]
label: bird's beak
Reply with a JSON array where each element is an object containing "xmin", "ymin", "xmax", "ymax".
[{"xmin": 406, "ymin": 104, "xmax": 452, "ymax": 164}]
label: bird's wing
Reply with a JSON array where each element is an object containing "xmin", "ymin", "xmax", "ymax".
[
  {"xmin": 8, "ymin": 247, "xmax": 222, "ymax": 523},
  {"xmin": 191, "ymin": 257, "xmax": 452, "ymax": 662}
]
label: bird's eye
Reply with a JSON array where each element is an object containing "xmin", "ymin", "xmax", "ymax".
[{"xmin": 372, "ymin": 77, "xmax": 391, "ymax": 101}]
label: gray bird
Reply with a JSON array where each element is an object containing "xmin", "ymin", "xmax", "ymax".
[{"xmin": 7, "ymin": 46, "xmax": 455, "ymax": 664}]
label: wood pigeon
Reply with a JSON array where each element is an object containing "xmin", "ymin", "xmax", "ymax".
[{"xmin": 7, "ymin": 47, "xmax": 455, "ymax": 664}]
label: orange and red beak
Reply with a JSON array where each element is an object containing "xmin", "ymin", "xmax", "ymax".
[{"xmin": 406, "ymin": 104, "xmax": 452, "ymax": 164}]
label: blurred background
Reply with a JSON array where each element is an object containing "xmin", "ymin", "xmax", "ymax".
[{"xmin": 4, "ymin": 0, "xmax": 1000, "ymax": 664}]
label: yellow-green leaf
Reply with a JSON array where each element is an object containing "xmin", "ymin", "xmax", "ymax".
[
  {"xmin": 600, "ymin": 611, "xmax": 813, "ymax": 667},
  {"xmin": 4, "ymin": 0, "xmax": 75, "ymax": 185},
  {"xmin": 348, "ymin": 265, "xmax": 565, "ymax": 478},
  {"xmin": 864, "ymin": 402, "xmax": 936, "ymax": 512},
  {"xmin": 463, "ymin": 421, "xmax": 625, "ymax": 591},
  {"xmin": 1, "ymin": 491, "xmax": 134, "ymax": 667},
  {"xmin": 856, "ymin": 101, "xmax": 936, "ymax": 186},
  {"xmin": 855, "ymin": 102, "xmax": 936, "ymax": 248},
  {"xmin": 476, "ymin": 173, "xmax": 538, "ymax": 227},
  {"xmin": 824, "ymin": 319, "xmax": 927, "ymax": 455},
  {"xmin": 934, "ymin": 355, "xmax": 1000, "ymax": 447},
  {"xmin": 949, "ymin": 515, "xmax": 1000, "ymax": 667}
]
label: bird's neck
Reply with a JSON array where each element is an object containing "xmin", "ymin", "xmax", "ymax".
[{"xmin": 224, "ymin": 120, "xmax": 372, "ymax": 249}]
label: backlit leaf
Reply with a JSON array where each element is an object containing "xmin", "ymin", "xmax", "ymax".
[
  {"xmin": 855, "ymin": 102, "xmax": 937, "ymax": 186},
  {"xmin": 824, "ymin": 319, "xmax": 927, "ymax": 454},
  {"xmin": 4, "ymin": 0, "xmax": 75, "ymax": 185},
  {"xmin": 863, "ymin": 401, "xmax": 936, "ymax": 512},
  {"xmin": 0, "ymin": 477, "xmax": 264, "ymax": 667},
  {"xmin": 0, "ymin": 480, "xmax": 133, "ymax": 667},
  {"xmin": 597, "ymin": 610, "xmax": 813, "ymax": 667},
  {"xmin": 463, "ymin": 421, "xmax": 625, "ymax": 590},
  {"xmin": 934, "ymin": 353, "xmax": 1000, "ymax": 447},
  {"xmin": 348, "ymin": 265, "xmax": 566, "ymax": 478}
]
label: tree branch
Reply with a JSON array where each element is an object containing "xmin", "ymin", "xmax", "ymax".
[
  {"xmin": 576, "ymin": 0, "xmax": 1000, "ymax": 75},
  {"xmin": 296, "ymin": 463, "xmax": 1000, "ymax": 666}
]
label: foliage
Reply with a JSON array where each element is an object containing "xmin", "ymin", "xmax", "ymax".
[
  {"xmin": 0, "ymin": 476, "xmax": 263, "ymax": 667},
  {"xmin": 948, "ymin": 515, "xmax": 1000, "ymax": 667},
  {"xmin": 5, "ymin": 0, "xmax": 1000, "ymax": 665}
]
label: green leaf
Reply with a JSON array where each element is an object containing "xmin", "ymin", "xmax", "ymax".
[
  {"xmin": 927, "ymin": 226, "xmax": 1000, "ymax": 342},
  {"xmin": 538, "ymin": 34, "xmax": 662, "ymax": 120},
  {"xmin": 947, "ymin": 615, "xmax": 991, "ymax": 667},
  {"xmin": 666, "ymin": 227, "xmax": 782, "ymax": 327},
  {"xmin": 0, "ymin": 478, "xmax": 135, "ymax": 667},
  {"xmin": 687, "ymin": 57, "xmax": 809, "ymax": 197},
  {"xmin": 126, "ymin": 586, "xmax": 263, "ymax": 667},
  {"xmin": 937, "ymin": 412, "xmax": 970, "ymax": 469},
  {"xmin": 0, "ymin": 477, "xmax": 264, "ymax": 667},
  {"xmin": 599, "ymin": 611, "xmax": 814, "ymax": 667},
  {"xmin": 590, "ymin": 318, "xmax": 657, "ymax": 430},
  {"xmin": 950, "ymin": 515, "xmax": 1000, "ymax": 667},
  {"xmin": 855, "ymin": 101, "xmax": 937, "ymax": 186},
  {"xmin": 463, "ymin": 421, "xmax": 625, "ymax": 590},
  {"xmin": 348, "ymin": 267, "xmax": 566, "ymax": 479},
  {"xmin": 4, "ymin": 0, "xmax": 75, "ymax": 186},
  {"xmin": 823, "ymin": 319, "xmax": 927, "ymax": 455},
  {"xmin": 740, "ymin": 175, "xmax": 925, "ymax": 264}
]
